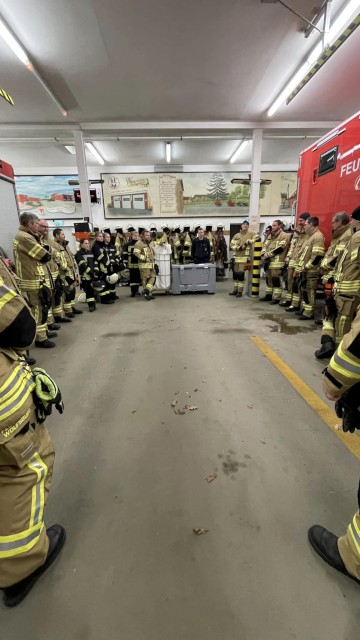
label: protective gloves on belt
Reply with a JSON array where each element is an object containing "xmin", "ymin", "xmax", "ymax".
[
  {"xmin": 335, "ymin": 382, "xmax": 360, "ymax": 433},
  {"xmin": 32, "ymin": 367, "xmax": 64, "ymax": 423}
]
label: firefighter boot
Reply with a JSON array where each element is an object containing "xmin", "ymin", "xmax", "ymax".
[
  {"xmin": 72, "ymin": 307, "xmax": 83, "ymax": 315},
  {"xmin": 315, "ymin": 336, "xmax": 336, "ymax": 360},
  {"xmin": 35, "ymin": 339, "xmax": 56, "ymax": 349},
  {"xmin": 144, "ymin": 289, "xmax": 154, "ymax": 301},
  {"xmin": 260, "ymin": 294, "xmax": 272, "ymax": 301},
  {"xmin": 3, "ymin": 525, "xmax": 67, "ymax": 607},
  {"xmin": 54, "ymin": 315, "xmax": 72, "ymax": 323},
  {"xmin": 229, "ymin": 290, "xmax": 237, "ymax": 296},
  {"xmin": 89, "ymin": 303, "xmax": 96, "ymax": 312},
  {"xmin": 270, "ymin": 299, "xmax": 280, "ymax": 305},
  {"xmin": 236, "ymin": 291, "xmax": 242, "ymax": 298},
  {"xmin": 279, "ymin": 300, "xmax": 291, "ymax": 307},
  {"xmin": 285, "ymin": 306, "xmax": 300, "ymax": 313},
  {"xmin": 308, "ymin": 525, "xmax": 360, "ymax": 585}
]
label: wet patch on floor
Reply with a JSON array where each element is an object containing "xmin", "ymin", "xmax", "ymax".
[
  {"xmin": 212, "ymin": 327, "xmax": 250, "ymax": 334},
  {"xmin": 258, "ymin": 313, "xmax": 318, "ymax": 335},
  {"xmin": 101, "ymin": 331, "xmax": 142, "ymax": 338}
]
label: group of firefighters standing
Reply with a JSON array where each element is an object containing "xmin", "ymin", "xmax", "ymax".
[{"xmin": 231, "ymin": 206, "xmax": 360, "ymax": 361}]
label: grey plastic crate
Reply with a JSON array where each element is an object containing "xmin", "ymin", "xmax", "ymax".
[{"xmin": 172, "ymin": 264, "xmax": 216, "ymax": 294}]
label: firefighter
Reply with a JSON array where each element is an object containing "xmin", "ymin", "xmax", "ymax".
[
  {"xmin": 156, "ymin": 225, "xmax": 169, "ymax": 246},
  {"xmin": 205, "ymin": 225, "xmax": 215, "ymax": 263},
  {"xmin": 92, "ymin": 231, "xmax": 113, "ymax": 305},
  {"xmin": 37, "ymin": 219, "xmax": 68, "ymax": 329},
  {"xmin": 315, "ymin": 212, "xmax": 352, "ymax": 358},
  {"xmin": 181, "ymin": 225, "xmax": 192, "ymax": 264},
  {"xmin": 170, "ymin": 225, "xmax": 182, "ymax": 264},
  {"xmin": 75, "ymin": 238, "xmax": 96, "ymax": 311},
  {"xmin": 280, "ymin": 212, "xmax": 310, "ymax": 310},
  {"xmin": 52, "ymin": 229, "xmax": 82, "ymax": 318},
  {"xmin": 308, "ymin": 306, "xmax": 360, "ymax": 586},
  {"xmin": 230, "ymin": 220, "xmax": 258, "ymax": 298},
  {"xmin": 134, "ymin": 230, "xmax": 158, "ymax": 301},
  {"xmin": 328, "ymin": 205, "xmax": 360, "ymax": 345},
  {"xmin": 149, "ymin": 224, "xmax": 157, "ymax": 243},
  {"xmin": 13, "ymin": 212, "xmax": 55, "ymax": 349},
  {"xmin": 103, "ymin": 231, "xmax": 120, "ymax": 301},
  {"xmin": 214, "ymin": 224, "xmax": 228, "ymax": 279},
  {"xmin": 295, "ymin": 216, "xmax": 325, "ymax": 319},
  {"xmin": 260, "ymin": 220, "xmax": 289, "ymax": 303},
  {"xmin": 123, "ymin": 230, "xmax": 141, "ymax": 297},
  {"xmin": 114, "ymin": 227, "xmax": 125, "ymax": 255},
  {"xmin": 0, "ymin": 276, "xmax": 65, "ymax": 607}
]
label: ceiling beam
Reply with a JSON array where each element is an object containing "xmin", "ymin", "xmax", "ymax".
[{"xmin": 81, "ymin": 120, "xmax": 340, "ymax": 131}]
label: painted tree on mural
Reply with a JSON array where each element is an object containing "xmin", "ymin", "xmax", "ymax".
[{"xmin": 207, "ymin": 173, "xmax": 228, "ymax": 204}]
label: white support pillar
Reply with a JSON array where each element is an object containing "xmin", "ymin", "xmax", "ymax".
[
  {"xmin": 248, "ymin": 128, "xmax": 263, "ymax": 234},
  {"xmin": 73, "ymin": 130, "xmax": 92, "ymax": 225}
]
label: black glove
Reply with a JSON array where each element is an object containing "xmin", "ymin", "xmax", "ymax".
[
  {"xmin": 38, "ymin": 284, "xmax": 52, "ymax": 307},
  {"xmin": 335, "ymin": 382, "xmax": 360, "ymax": 433},
  {"xmin": 65, "ymin": 276, "xmax": 75, "ymax": 285},
  {"xmin": 154, "ymin": 264, "xmax": 159, "ymax": 275},
  {"xmin": 55, "ymin": 276, "xmax": 63, "ymax": 296},
  {"xmin": 223, "ymin": 261, "xmax": 229, "ymax": 269}
]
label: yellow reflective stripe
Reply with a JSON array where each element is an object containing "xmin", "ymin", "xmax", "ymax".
[
  {"xmin": 0, "ymin": 522, "xmax": 43, "ymax": 559},
  {"xmin": 28, "ymin": 453, "xmax": 48, "ymax": 528},
  {"xmin": 0, "ymin": 287, "xmax": 17, "ymax": 310},
  {"xmin": 349, "ymin": 515, "xmax": 360, "ymax": 555},
  {"xmin": 0, "ymin": 377, "xmax": 35, "ymax": 421},
  {"xmin": 28, "ymin": 243, "xmax": 43, "ymax": 259},
  {"xmin": 0, "ymin": 365, "xmax": 30, "ymax": 403},
  {"xmin": 351, "ymin": 249, "xmax": 359, "ymax": 261},
  {"xmin": 0, "ymin": 363, "xmax": 24, "ymax": 395},
  {"xmin": 330, "ymin": 345, "xmax": 360, "ymax": 380}
]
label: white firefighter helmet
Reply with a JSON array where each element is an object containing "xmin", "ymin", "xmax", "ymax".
[
  {"xmin": 150, "ymin": 223, "xmax": 157, "ymax": 231},
  {"xmin": 106, "ymin": 273, "xmax": 119, "ymax": 285},
  {"xmin": 126, "ymin": 224, "xmax": 135, "ymax": 231},
  {"xmin": 77, "ymin": 292, "xmax": 87, "ymax": 304},
  {"xmin": 119, "ymin": 268, "xmax": 130, "ymax": 281}
]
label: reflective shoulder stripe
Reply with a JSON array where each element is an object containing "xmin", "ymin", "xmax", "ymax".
[
  {"xmin": 0, "ymin": 363, "xmax": 27, "ymax": 399},
  {"xmin": 331, "ymin": 345, "xmax": 360, "ymax": 379},
  {"xmin": 349, "ymin": 515, "xmax": 360, "ymax": 555},
  {"xmin": 0, "ymin": 285, "xmax": 17, "ymax": 310},
  {"xmin": 28, "ymin": 243, "xmax": 43, "ymax": 259},
  {"xmin": 0, "ymin": 522, "xmax": 43, "ymax": 558}
]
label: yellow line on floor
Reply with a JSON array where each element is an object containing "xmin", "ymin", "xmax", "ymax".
[{"xmin": 251, "ymin": 335, "xmax": 360, "ymax": 460}]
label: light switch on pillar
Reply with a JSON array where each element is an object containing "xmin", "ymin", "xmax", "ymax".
[{"xmin": 73, "ymin": 130, "xmax": 93, "ymax": 225}]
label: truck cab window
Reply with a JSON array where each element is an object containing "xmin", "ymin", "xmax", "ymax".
[{"xmin": 318, "ymin": 145, "xmax": 338, "ymax": 177}]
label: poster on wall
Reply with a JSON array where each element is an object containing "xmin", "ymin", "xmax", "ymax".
[
  {"xmin": 14, "ymin": 175, "xmax": 85, "ymax": 220},
  {"xmin": 102, "ymin": 171, "xmax": 297, "ymax": 219}
]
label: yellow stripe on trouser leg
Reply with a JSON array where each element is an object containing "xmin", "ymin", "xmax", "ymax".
[
  {"xmin": 26, "ymin": 291, "xmax": 47, "ymax": 342},
  {"xmin": 141, "ymin": 269, "xmax": 156, "ymax": 292},
  {"xmin": 0, "ymin": 424, "xmax": 54, "ymax": 588},
  {"xmin": 338, "ymin": 512, "xmax": 360, "ymax": 581},
  {"xmin": 47, "ymin": 308, "xmax": 54, "ymax": 326},
  {"xmin": 53, "ymin": 303, "xmax": 63, "ymax": 317},
  {"xmin": 302, "ymin": 275, "xmax": 317, "ymax": 317},
  {"xmin": 322, "ymin": 319, "xmax": 335, "ymax": 340}
]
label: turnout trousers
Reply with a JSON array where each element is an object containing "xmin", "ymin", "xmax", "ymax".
[
  {"xmin": 26, "ymin": 291, "xmax": 47, "ymax": 343},
  {"xmin": 0, "ymin": 423, "xmax": 54, "ymax": 588},
  {"xmin": 232, "ymin": 262, "xmax": 247, "ymax": 294},
  {"xmin": 265, "ymin": 268, "xmax": 282, "ymax": 301},
  {"xmin": 338, "ymin": 479, "xmax": 360, "ymax": 581},
  {"xmin": 140, "ymin": 268, "xmax": 156, "ymax": 293}
]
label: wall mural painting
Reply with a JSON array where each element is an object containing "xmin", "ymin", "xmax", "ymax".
[
  {"xmin": 14, "ymin": 175, "xmax": 84, "ymax": 220},
  {"xmin": 102, "ymin": 172, "xmax": 297, "ymax": 219}
]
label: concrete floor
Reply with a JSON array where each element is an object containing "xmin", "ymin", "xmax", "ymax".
[{"xmin": 1, "ymin": 281, "xmax": 360, "ymax": 639}]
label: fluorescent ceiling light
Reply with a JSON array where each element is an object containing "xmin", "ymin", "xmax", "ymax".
[
  {"xmin": 166, "ymin": 142, "xmax": 171, "ymax": 163},
  {"xmin": 0, "ymin": 14, "xmax": 67, "ymax": 117},
  {"xmin": 229, "ymin": 140, "xmax": 249, "ymax": 163},
  {"xmin": 64, "ymin": 145, "xmax": 76, "ymax": 155},
  {"xmin": 267, "ymin": 0, "xmax": 360, "ymax": 117},
  {"xmin": 85, "ymin": 142, "xmax": 105, "ymax": 165},
  {"xmin": 0, "ymin": 18, "xmax": 29, "ymax": 65}
]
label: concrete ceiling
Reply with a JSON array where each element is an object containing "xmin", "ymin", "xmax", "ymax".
[{"xmin": 0, "ymin": 0, "xmax": 357, "ymax": 125}]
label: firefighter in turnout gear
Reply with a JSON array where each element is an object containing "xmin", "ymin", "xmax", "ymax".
[
  {"xmin": 91, "ymin": 231, "xmax": 113, "ymax": 305},
  {"xmin": 280, "ymin": 212, "xmax": 310, "ymax": 310},
  {"xmin": 37, "ymin": 219, "xmax": 68, "ymax": 330},
  {"xmin": 230, "ymin": 220, "xmax": 258, "ymax": 297},
  {"xmin": 260, "ymin": 220, "xmax": 289, "ymax": 303},
  {"xmin": 205, "ymin": 225, "xmax": 215, "ymax": 263},
  {"xmin": 103, "ymin": 231, "xmax": 120, "ymax": 301},
  {"xmin": 295, "ymin": 216, "xmax": 325, "ymax": 319},
  {"xmin": 114, "ymin": 227, "xmax": 125, "ymax": 255},
  {"xmin": 52, "ymin": 229, "xmax": 82, "ymax": 319},
  {"xmin": 134, "ymin": 230, "xmax": 157, "ymax": 300},
  {"xmin": 214, "ymin": 224, "xmax": 228, "ymax": 278},
  {"xmin": 75, "ymin": 238, "xmax": 96, "ymax": 311},
  {"xmin": 0, "ymin": 276, "xmax": 66, "ymax": 607},
  {"xmin": 123, "ymin": 230, "xmax": 141, "ymax": 297},
  {"xmin": 315, "ymin": 212, "xmax": 352, "ymax": 359},
  {"xmin": 309, "ymin": 306, "xmax": 360, "ymax": 586},
  {"xmin": 181, "ymin": 225, "xmax": 192, "ymax": 264},
  {"xmin": 323, "ymin": 205, "xmax": 360, "ymax": 347},
  {"xmin": 13, "ymin": 212, "xmax": 55, "ymax": 349},
  {"xmin": 170, "ymin": 226, "xmax": 182, "ymax": 264}
]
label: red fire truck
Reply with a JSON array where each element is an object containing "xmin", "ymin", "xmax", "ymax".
[
  {"xmin": 0, "ymin": 159, "xmax": 19, "ymax": 259},
  {"xmin": 297, "ymin": 110, "xmax": 360, "ymax": 247}
]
